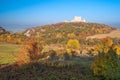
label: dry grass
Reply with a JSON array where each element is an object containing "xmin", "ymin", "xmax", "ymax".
[{"xmin": 86, "ymin": 29, "xmax": 120, "ymax": 39}]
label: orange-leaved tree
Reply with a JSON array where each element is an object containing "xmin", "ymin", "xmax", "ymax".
[{"xmin": 17, "ymin": 39, "xmax": 43, "ymax": 66}]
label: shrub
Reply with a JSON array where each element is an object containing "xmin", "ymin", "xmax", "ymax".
[
  {"xmin": 91, "ymin": 47, "xmax": 120, "ymax": 79},
  {"xmin": 59, "ymin": 52, "xmax": 70, "ymax": 61},
  {"xmin": 49, "ymin": 50, "xmax": 58, "ymax": 60},
  {"xmin": 63, "ymin": 52, "xmax": 70, "ymax": 60}
]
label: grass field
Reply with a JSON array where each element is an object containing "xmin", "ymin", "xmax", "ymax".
[{"xmin": 0, "ymin": 42, "xmax": 20, "ymax": 64}]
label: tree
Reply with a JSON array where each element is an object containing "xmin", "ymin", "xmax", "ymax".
[
  {"xmin": 56, "ymin": 33, "xmax": 63, "ymax": 39},
  {"xmin": 17, "ymin": 39, "xmax": 43, "ymax": 65},
  {"xmin": 6, "ymin": 34, "xmax": 12, "ymax": 42},
  {"xmin": 91, "ymin": 37, "xmax": 120, "ymax": 79},
  {"xmin": 113, "ymin": 45, "xmax": 120, "ymax": 55},
  {"xmin": 26, "ymin": 39, "xmax": 43, "ymax": 62},
  {"xmin": 67, "ymin": 33, "xmax": 76, "ymax": 39},
  {"xmin": 91, "ymin": 47, "xmax": 120, "ymax": 79},
  {"xmin": 95, "ymin": 37, "xmax": 113, "ymax": 54},
  {"xmin": 66, "ymin": 39, "xmax": 80, "ymax": 55}
]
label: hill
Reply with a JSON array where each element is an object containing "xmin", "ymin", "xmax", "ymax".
[
  {"xmin": 23, "ymin": 22, "xmax": 116, "ymax": 37},
  {"xmin": 22, "ymin": 22, "xmax": 116, "ymax": 44}
]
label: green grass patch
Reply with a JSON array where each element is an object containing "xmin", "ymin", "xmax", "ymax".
[
  {"xmin": 0, "ymin": 42, "xmax": 20, "ymax": 64},
  {"xmin": 71, "ymin": 57, "xmax": 93, "ymax": 67}
]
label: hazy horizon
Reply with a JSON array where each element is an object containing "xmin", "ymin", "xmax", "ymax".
[
  {"xmin": 1, "ymin": 21, "xmax": 120, "ymax": 32},
  {"xmin": 0, "ymin": 0, "xmax": 120, "ymax": 32}
]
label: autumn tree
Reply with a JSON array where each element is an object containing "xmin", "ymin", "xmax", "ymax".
[
  {"xmin": 66, "ymin": 39, "xmax": 80, "ymax": 56},
  {"xmin": 91, "ymin": 47, "xmax": 120, "ymax": 79},
  {"xmin": 113, "ymin": 45, "xmax": 120, "ymax": 55},
  {"xmin": 67, "ymin": 33, "xmax": 76, "ymax": 39},
  {"xmin": 56, "ymin": 33, "xmax": 63, "ymax": 39},
  {"xmin": 91, "ymin": 37, "xmax": 120, "ymax": 79},
  {"xmin": 94, "ymin": 37, "xmax": 113, "ymax": 54},
  {"xmin": 17, "ymin": 39, "xmax": 43, "ymax": 65},
  {"xmin": 6, "ymin": 34, "xmax": 12, "ymax": 42}
]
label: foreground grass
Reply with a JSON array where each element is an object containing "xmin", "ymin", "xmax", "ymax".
[
  {"xmin": 0, "ymin": 42, "xmax": 20, "ymax": 64},
  {"xmin": 0, "ymin": 61, "xmax": 98, "ymax": 80},
  {"xmin": 1, "ymin": 59, "xmax": 120, "ymax": 80}
]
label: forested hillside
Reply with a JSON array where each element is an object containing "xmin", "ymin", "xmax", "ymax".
[{"xmin": 22, "ymin": 22, "xmax": 116, "ymax": 44}]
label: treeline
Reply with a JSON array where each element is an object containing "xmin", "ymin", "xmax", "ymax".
[
  {"xmin": 0, "ymin": 33, "xmax": 27, "ymax": 44},
  {"xmin": 16, "ymin": 37, "xmax": 120, "ymax": 64}
]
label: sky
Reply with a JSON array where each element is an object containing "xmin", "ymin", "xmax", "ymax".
[{"xmin": 0, "ymin": 0, "xmax": 120, "ymax": 31}]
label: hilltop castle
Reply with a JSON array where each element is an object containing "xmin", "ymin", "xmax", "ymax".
[{"xmin": 65, "ymin": 16, "xmax": 86, "ymax": 22}]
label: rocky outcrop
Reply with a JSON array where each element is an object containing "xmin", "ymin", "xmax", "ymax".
[
  {"xmin": 0, "ymin": 27, "xmax": 6, "ymax": 34},
  {"xmin": 24, "ymin": 28, "xmax": 35, "ymax": 37}
]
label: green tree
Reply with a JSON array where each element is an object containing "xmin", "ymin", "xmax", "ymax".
[
  {"xmin": 91, "ymin": 38, "xmax": 120, "ymax": 79},
  {"xmin": 91, "ymin": 47, "xmax": 120, "ymax": 79}
]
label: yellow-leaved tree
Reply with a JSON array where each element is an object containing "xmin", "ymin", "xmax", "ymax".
[
  {"xmin": 94, "ymin": 37, "xmax": 113, "ymax": 54},
  {"xmin": 67, "ymin": 33, "xmax": 76, "ymax": 39},
  {"xmin": 91, "ymin": 37, "xmax": 120, "ymax": 79},
  {"xmin": 66, "ymin": 39, "xmax": 80, "ymax": 56},
  {"xmin": 94, "ymin": 37, "xmax": 120, "ymax": 56},
  {"xmin": 113, "ymin": 45, "xmax": 120, "ymax": 55}
]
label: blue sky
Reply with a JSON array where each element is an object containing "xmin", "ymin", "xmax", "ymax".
[{"xmin": 0, "ymin": 0, "xmax": 120, "ymax": 31}]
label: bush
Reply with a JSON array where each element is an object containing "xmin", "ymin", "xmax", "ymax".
[
  {"xmin": 63, "ymin": 52, "xmax": 70, "ymax": 60},
  {"xmin": 49, "ymin": 50, "xmax": 58, "ymax": 60},
  {"xmin": 59, "ymin": 52, "xmax": 70, "ymax": 61},
  {"xmin": 91, "ymin": 47, "xmax": 120, "ymax": 79}
]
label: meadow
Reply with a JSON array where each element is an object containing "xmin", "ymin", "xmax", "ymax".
[{"xmin": 0, "ymin": 42, "xmax": 20, "ymax": 64}]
